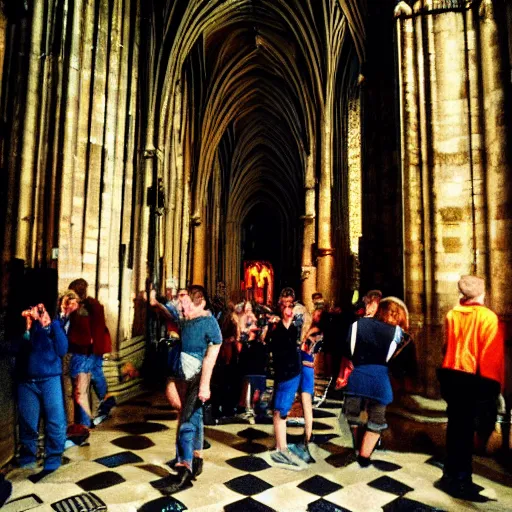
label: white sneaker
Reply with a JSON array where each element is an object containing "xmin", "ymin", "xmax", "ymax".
[{"xmin": 269, "ymin": 449, "xmax": 307, "ymax": 471}]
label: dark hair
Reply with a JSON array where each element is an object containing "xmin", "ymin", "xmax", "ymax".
[
  {"xmin": 68, "ymin": 278, "xmax": 88, "ymax": 300},
  {"xmin": 188, "ymin": 284, "xmax": 212, "ymax": 311},
  {"xmin": 279, "ymin": 287, "xmax": 295, "ymax": 300}
]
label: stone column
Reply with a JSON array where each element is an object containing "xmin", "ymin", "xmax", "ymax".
[{"xmin": 396, "ymin": 1, "xmax": 510, "ymax": 397}]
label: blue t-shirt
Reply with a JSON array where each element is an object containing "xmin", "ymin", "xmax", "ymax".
[{"xmin": 180, "ymin": 313, "xmax": 222, "ymax": 361}]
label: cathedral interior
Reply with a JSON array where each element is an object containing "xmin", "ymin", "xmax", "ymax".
[{"xmin": 0, "ymin": 0, "xmax": 512, "ymax": 510}]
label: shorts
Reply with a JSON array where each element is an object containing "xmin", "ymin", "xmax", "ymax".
[
  {"xmin": 273, "ymin": 370, "xmax": 313, "ymax": 418},
  {"xmin": 246, "ymin": 375, "xmax": 266, "ymax": 394},
  {"xmin": 343, "ymin": 395, "xmax": 388, "ymax": 432}
]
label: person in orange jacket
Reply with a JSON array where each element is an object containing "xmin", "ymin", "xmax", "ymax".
[{"xmin": 436, "ymin": 275, "xmax": 504, "ymax": 502}]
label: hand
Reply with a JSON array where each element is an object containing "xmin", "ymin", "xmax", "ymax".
[
  {"xmin": 198, "ymin": 385, "xmax": 211, "ymax": 403},
  {"xmin": 335, "ymin": 377, "xmax": 344, "ymax": 390},
  {"xmin": 32, "ymin": 304, "xmax": 51, "ymax": 327},
  {"xmin": 22, "ymin": 310, "xmax": 33, "ymax": 330}
]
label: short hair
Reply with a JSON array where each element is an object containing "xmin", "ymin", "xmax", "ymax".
[
  {"xmin": 458, "ymin": 275, "xmax": 485, "ymax": 300},
  {"xmin": 375, "ymin": 296, "xmax": 409, "ymax": 330},
  {"xmin": 68, "ymin": 278, "xmax": 88, "ymax": 300},
  {"xmin": 312, "ymin": 292, "xmax": 323, "ymax": 300},
  {"xmin": 188, "ymin": 284, "xmax": 211, "ymax": 310},
  {"xmin": 279, "ymin": 287, "xmax": 295, "ymax": 300}
]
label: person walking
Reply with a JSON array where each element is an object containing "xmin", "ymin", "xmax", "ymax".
[
  {"xmin": 435, "ymin": 275, "xmax": 504, "ymax": 502},
  {"xmin": 67, "ymin": 279, "xmax": 115, "ymax": 428},
  {"xmin": 152, "ymin": 285, "xmax": 222, "ymax": 494}
]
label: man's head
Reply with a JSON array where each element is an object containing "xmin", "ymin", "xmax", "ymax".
[
  {"xmin": 363, "ymin": 289, "xmax": 382, "ymax": 317},
  {"xmin": 68, "ymin": 278, "xmax": 88, "ymax": 300},
  {"xmin": 312, "ymin": 291, "xmax": 325, "ymax": 309},
  {"xmin": 458, "ymin": 275, "xmax": 485, "ymax": 303},
  {"xmin": 180, "ymin": 284, "xmax": 210, "ymax": 316},
  {"xmin": 279, "ymin": 287, "xmax": 295, "ymax": 308}
]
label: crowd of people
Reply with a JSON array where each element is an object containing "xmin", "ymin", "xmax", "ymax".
[{"xmin": 4, "ymin": 274, "xmax": 505, "ymax": 506}]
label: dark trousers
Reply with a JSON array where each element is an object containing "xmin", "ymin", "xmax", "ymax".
[{"xmin": 438, "ymin": 369, "xmax": 499, "ymax": 482}]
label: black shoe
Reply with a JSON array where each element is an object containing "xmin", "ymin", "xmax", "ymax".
[
  {"xmin": 434, "ymin": 477, "xmax": 491, "ymax": 503},
  {"xmin": 192, "ymin": 456, "xmax": 203, "ymax": 479},
  {"xmin": 357, "ymin": 455, "xmax": 372, "ymax": 468},
  {"xmin": 159, "ymin": 466, "xmax": 193, "ymax": 495}
]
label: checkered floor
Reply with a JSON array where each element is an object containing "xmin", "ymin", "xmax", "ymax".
[{"xmin": 4, "ymin": 391, "xmax": 512, "ymax": 511}]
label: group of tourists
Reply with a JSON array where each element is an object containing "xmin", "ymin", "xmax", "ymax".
[{"xmin": 8, "ymin": 274, "xmax": 505, "ymax": 505}]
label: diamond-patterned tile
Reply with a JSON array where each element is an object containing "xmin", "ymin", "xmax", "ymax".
[
  {"xmin": 118, "ymin": 422, "xmax": 169, "ymax": 435},
  {"xmin": 367, "ymin": 476, "xmax": 413, "ymax": 497},
  {"xmin": 237, "ymin": 428, "xmax": 271, "ymax": 441},
  {"xmin": 371, "ymin": 460, "xmax": 402, "ymax": 472},
  {"xmin": 312, "ymin": 409, "xmax": 337, "ymax": 419},
  {"xmin": 311, "ymin": 434, "xmax": 340, "ymax": 445},
  {"xmin": 233, "ymin": 441, "xmax": 268, "ymax": 454},
  {"xmin": 382, "ymin": 496, "xmax": 445, "ymax": 511},
  {"xmin": 144, "ymin": 412, "xmax": 179, "ymax": 421},
  {"xmin": 137, "ymin": 464, "xmax": 172, "ymax": 478},
  {"xmin": 298, "ymin": 475, "xmax": 343, "ymax": 497},
  {"xmin": 76, "ymin": 471, "xmax": 126, "ymax": 491},
  {"xmin": 224, "ymin": 474, "xmax": 273, "ymax": 496},
  {"xmin": 111, "ymin": 435, "xmax": 155, "ymax": 450},
  {"xmin": 224, "ymin": 497, "xmax": 277, "ymax": 512},
  {"xmin": 312, "ymin": 421, "xmax": 334, "ymax": 431},
  {"xmin": 94, "ymin": 451, "xmax": 144, "ymax": 467},
  {"xmin": 307, "ymin": 498, "xmax": 352, "ymax": 512},
  {"xmin": 325, "ymin": 449, "xmax": 357, "ymax": 468},
  {"xmin": 137, "ymin": 495, "xmax": 188, "ymax": 511},
  {"xmin": 2, "ymin": 494, "xmax": 43, "ymax": 512},
  {"xmin": 424, "ymin": 457, "xmax": 444, "ymax": 470},
  {"xmin": 226, "ymin": 455, "xmax": 271, "ymax": 472}
]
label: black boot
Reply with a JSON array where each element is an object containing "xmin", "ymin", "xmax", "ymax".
[
  {"xmin": 158, "ymin": 466, "xmax": 193, "ymax": 495},
  {"xmin": 192, "ymin": 456, "xmax": 203, "ymax": 479}
]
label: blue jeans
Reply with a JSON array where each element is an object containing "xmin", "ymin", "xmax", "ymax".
[
  {"xmin": 175, "ymin": 377, "xmax": 203, "ymax": 467},
  {"xmin": 70, "ymin": 354, "xmax": 108, "ymax": 427},
  {"xmin": 18, "ymin": 376, "xmax": 66, "ymax": 470}
]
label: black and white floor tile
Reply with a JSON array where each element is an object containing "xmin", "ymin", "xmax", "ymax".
[{"xmin": 4, "ymin": 392, "xmax": 512, "ymax": 512}]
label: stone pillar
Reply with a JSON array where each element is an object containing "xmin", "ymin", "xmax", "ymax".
[
  {"xmin": 192, "ymin": 215, "xmax": 206, "ymax": 286},
  {"xmin": 396, "ymin": 1, "xmax": 511, "ymax": 397}
]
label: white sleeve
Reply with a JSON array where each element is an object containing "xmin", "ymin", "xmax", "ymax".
[
  {"xmin": 350, "ymin": 321, "xmax": 358, "ymax": 357},
  {"xmin": 386, "ymin": 326, "xmax": 402, "ymax": 362}
]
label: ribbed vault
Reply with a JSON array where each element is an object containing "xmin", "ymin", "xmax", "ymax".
[{"xmin": 145, "ymin": 0, "xmax": 366, "ymax": 301}]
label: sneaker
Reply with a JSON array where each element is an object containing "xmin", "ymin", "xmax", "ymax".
[
  {"xmin": 286, "ymin": 417, "xmax": 305, "ymax": 426},
  {"xmin": 269, "ymin": 449, "xmax": 307, "ymax": 471},
  {"xmin": 313, "ymin": 395, "xmax": 326, "ymax": 409},
  {"xmin": 235, "ymin": 409, "xmax": 256, "ymax": 424},
  {"xmin": 288, "ymin": 443, "xmax": 316, "ymax": 464}
]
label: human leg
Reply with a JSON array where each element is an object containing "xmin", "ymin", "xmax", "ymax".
[
  {"xmin": 343, "ymin": 395, "xmax": 365, "ymax": 451},
  {"xmin": 70, "ymin": 354, "xmax": 93, "ymax": 427},
  {"xmin": 17, "ymin": 382, "xmax": 41, "ymax": 467},
  {"xmin": 90, "ymin": 354, "xmax": 108, "ymax": 401},
  {"xmin": 41, "ymin": 376, "xmax": 66, "ymax": 470},
  {"xmin": 358, "ymin": 400, "xmax": 387, "ymax": 462}
]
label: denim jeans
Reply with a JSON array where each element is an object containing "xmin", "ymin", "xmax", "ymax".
[
  {"xmin": 18, "ymin": 376, "xmax": 66, "ymax": 470},
  {"xmin": 175, "ymin": 376, "xmax": 203, "ymax": 467},
  {"xmin": 70, "ymin": 354, "xmax": 108, "ymax": 427}
]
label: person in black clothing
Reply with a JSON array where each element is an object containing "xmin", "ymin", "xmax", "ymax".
[{"xmin": 267, "ymin": 299, "xmax": 306, "ymax": 470}]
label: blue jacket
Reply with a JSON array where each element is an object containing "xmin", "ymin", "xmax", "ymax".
[{"xmin": 16, "ymin": 320, "xmax": 68, "ymax": 381}]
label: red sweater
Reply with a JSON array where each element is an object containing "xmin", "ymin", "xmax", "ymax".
[
  {"xmin": 67, "ymin": 297, "xmax": 112, "ymax": 355},
  {"xmin": 442, "ymin": 302, "xmax": 504, "ymax": 388}
]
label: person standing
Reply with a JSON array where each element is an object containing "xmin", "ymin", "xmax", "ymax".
[
  {"xmin": 16, "ymin": 304, "xmax": 68, "ymax": 473},
  {"xmin": 436, "ymin": 275, "xmax": 504, "ymax": 502},
  {"xmin": 67, "ymin": 279, "xmax": 115, "ymax": 428}
]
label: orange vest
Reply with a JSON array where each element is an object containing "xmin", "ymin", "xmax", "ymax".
[{"xmin": 442, "ymin": 303, "xmax": 504, "ymax": 388}]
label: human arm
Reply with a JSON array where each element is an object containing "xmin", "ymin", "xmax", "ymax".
[
  {"xmin": 198, "ymin": 343, "xmax": 221, "ymax": 402},
  {"xmin": 48, "ymin": 319, "xmax": 69, "ymax": 357}
]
